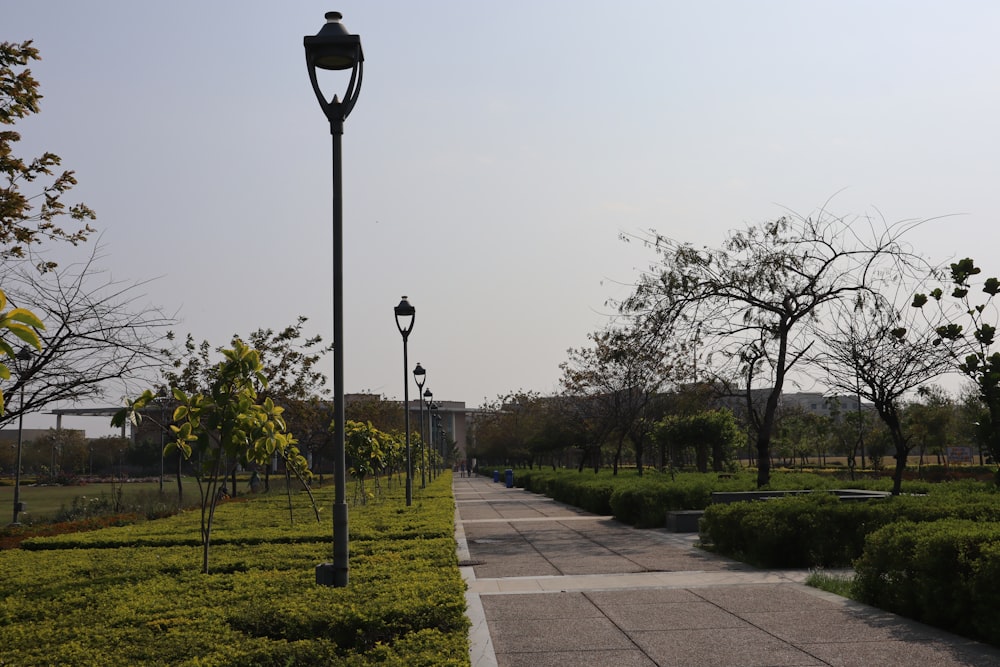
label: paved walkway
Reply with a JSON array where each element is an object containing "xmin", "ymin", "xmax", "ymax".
[{"xmin": 455, "ymin": 475, "xmax": 1000, "ymax": 667}]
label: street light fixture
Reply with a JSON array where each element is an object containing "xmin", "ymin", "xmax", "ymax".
[
  {"xmin": 395, "ymin": 297, "xmax": 416, "ymax": 506},
  {"xmin": 11, "ymin": 346, "xmax": 31, "ymax": 525},
  {"xmin": 413, "ymin": 363, "xmax": 427, "ymax": 488},
  {"xmin": 305, "ymin": 10, "xmax": 364, "ymax": 589}
]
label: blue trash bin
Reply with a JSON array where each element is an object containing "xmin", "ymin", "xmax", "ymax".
[
  {"xmin": 505, "ymin": 469, "xmax": 513, "ymax": 488},
  {"xmin": 493, "ymin": 470, "xmax": 500, "ymax": 483}
]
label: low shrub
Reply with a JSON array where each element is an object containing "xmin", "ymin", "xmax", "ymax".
[
  {"xmin": 701, "ymin": 494, "xmax": 883, "ymax": 567},
  {"xmin": 853, "ymin": 519, "xmax": 1000, "ymax": 645},
  {"xmin": 701, "ymin": 483, "xmax": 1000, "ymax": 568}
]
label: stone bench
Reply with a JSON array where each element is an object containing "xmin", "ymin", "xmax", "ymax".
[
  {"xmin": 666, "ymin": 510, "xmax": 704, "ymax": 532},
  {"xmin": 710, "ymin": 489, "xmax": 891, "ymax": 504},
  {"xmin": 665, "ymin": 489, "xmax": 892, "ymax": 532}
]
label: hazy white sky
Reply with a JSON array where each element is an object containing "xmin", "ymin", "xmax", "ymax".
[{"xmin": 6, "ymin": 1, "xmax": 1000, "ymax": 434}]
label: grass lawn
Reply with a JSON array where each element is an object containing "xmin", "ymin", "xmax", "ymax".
[{"xmin": 0, "ymin": 480, "xmax": 196, "ymax": 520}]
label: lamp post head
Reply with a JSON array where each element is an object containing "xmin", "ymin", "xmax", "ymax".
[
  {"xmin": 304, "ymin": 11, "xmax": 364, "ymax": 128},
  {"xmin": 413, "ymin": 362, "xmax": 426, "ymax": 389},
  {"xmin": 424, "ymin": 388, "xmax": 433, "ymax": 402},
  {"xmin": 305, "ymin": 12, "xmax": 364, "ymax": 70},
  {"xmin": 395, "ymin": 296, "xmax": 416, "ymax": 340}
]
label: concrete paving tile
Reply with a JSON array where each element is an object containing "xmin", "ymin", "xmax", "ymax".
[
  {"xmin": 490, "ymin": 579, "xmax": 548, "ymax": 593},
  {"xmin": 695, "ymin": 583, "xmax": 835, "ymax": 612},
  {"xmin": 496, "ymin": 649, "xmax": 657, "ymax": 667},
  {"xmin": 488, "ymin": 617, "xmax": 636, "ymax": 653},
  {"xmin": 601, "ymin": 601, "xmax": 752, "ymax": 632},
  {"xmin": 474, "ymin": 562, "xmax": 561, "ymax": 579},
  {"xmin": 741, "ymin": 609, "xmax": 919, "ymax": 644},
  {"xmin": 630, "ymin": 627, "xmax": 824, "ymax": 667},
  {"xmin": 481, "ymin": 592, "xmax": 603, "ymax": 620},
  {"xmin": 552, "ymin": 557, "xmax": 645, "ymax": 575},
  {"xmin": 585, "ymin": 588, "xmax": 704, "ymax": 605},
  {"xmin": 799, "ymin": 639, "xmax": 1000, "ymax": 667}
]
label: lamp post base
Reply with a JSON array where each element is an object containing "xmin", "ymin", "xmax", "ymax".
[{"xmin": 316, "ymin": 562, "xmax": 344, "ymax": 586}]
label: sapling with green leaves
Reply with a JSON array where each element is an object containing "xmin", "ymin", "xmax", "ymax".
[
  {"xmin": 114, "ymin": 339, "xmax": 316, "ymax": 574},
  {"xmin": 0, "ymin": 288, "xmax": 43, "ymax": 412}
]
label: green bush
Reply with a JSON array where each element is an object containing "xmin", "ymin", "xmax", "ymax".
[
  {"xmin": 701, "ymin": 494, "xmax": 883, "ymax": 568},
  {"xmin": 609, "ymin": 477, "xmax": 717, "ymax": 527},
  {"xmin": 700, "ymin": 483, "xmax": 1000, "ymax": 568},
  {"xmin": 854, "ymin": 519, "xmax": 1000, "ymax": 645}
]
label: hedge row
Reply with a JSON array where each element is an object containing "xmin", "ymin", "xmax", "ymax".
[
  {"xmin": 854, "ymin": 519, "xmax": 1000, "ymax": 645},
  {"xmin": 700, "ymin": 485, "xmax": 1000, "ymax": 568},
  {"xmin": 511, "ymin": 468, "xmax": 911, "ymax": 528},
  {"xmin": 0, "ymin": 472, "xmax": 469, "ymax": 666}
]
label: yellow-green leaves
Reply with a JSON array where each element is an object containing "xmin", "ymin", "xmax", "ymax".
[{"xmin": 0, "ymin": 287, "xmax": 44, "ymax": 415}]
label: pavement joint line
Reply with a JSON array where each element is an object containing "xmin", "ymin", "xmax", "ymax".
[{"xmin": 460, "ymin": 516, "xmax": 606, "ymax": 523}]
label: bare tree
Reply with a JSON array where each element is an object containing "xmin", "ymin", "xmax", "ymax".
[
  {"xmin": 560, "ymin": 325, "xmax": 683, "ymax": 475},
  {"xmin": 814, "ymin": 292, "xmax": 951, "ymax": 494},
  {"xmin": 1, "ymin": 245, "xmax": 174, "ymax": 428},
  {"xmin": 622, "ymin": 210, "xmax": 925, "ymax": 487}
]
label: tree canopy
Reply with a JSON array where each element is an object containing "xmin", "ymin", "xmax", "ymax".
[{"xmin": 1, "ymin": 40, "xmax": 95, "ymax": 271}]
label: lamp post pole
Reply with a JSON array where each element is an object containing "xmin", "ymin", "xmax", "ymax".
[
  {"xmin": 425, "ymin": 390, "xmax": 434, "ymax": 476},
  {"xmin": 429, "ymin": 404, "xmax": 439, "ymax": 474},
  {"xmin": 11, "ymin": 346, "xmax": 31, "ymax": 525},
  {"xmin": 305, "ymin": 10, "xmax": 364, "ymax": 588},
  {"xmin": 395, "ymin": 297, "xmax": 416, "ymax": 506},
  {"xmin": 413, "ymin": 364, "xmax": 427, "ymax": 487}
]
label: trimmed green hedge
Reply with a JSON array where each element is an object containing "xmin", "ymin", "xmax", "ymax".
[
  {"xmin": 511, "ymin": 468, "xmax": 909, "ymax": 529},
  {"xmin": 0, "ymin": 473, "xmax": 469, "ymax": 666},
  {"xmin": 701, "ymin": 485, "xmax": 1000, "ymax": 568},
  {"xmin": 854, "ymin": 519, "xmax": 1000, "ymax": 645}
]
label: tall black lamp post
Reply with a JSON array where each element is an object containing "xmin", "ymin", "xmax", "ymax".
[
  {"xmin": 430, "ymin": 403, "xmax": 440, "ymax": 474},
  {"xmin": 305, "ymin": 10, "xmax": 364, "ymax": 589},
  {"xmin": 11, "ymin": 346, "xmax": 31, "ymax": 525},
  {"xmin": 395, "ymin": 297, "xmax": 416, "ymax": 506},
  {"xmin": 413, "ymin": 363, "xmax": 427, "ymax": 488},
  {"xmin": 425, "ymin": 390, "xmax": 434, "ymax": 476}
]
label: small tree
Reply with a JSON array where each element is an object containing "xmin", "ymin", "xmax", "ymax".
[
  {"xmin": 115, "ymin": 340, "xmax": 313, "ymax": 574},
  {"xmin": 345, "ymin": 420, "xmax": 387, "ymax": 504},
  {"xmin": 162, "ymin": 318, "xmax": 329, "ymax": 494},
  {"xmin": 913, "ymin": 258, "xmax": 1000, "ymax": 476},
  {"xmin": 0, "ymin": 287, "xmax": 43, "ymax": 412},
  {"xmin": 817, "ymin": 294, "xmax": 951, "ymax": 494},
  {"xmin": 560, "ymin": 326, "xmax": 679, "ymax": 475},
  {"xmin": 653, "ymin": 409, "xmax": 740, "ymax": 473},
  {"xmin": 904, "ymin": 385, "xmax": 955, "ymax": 466}
]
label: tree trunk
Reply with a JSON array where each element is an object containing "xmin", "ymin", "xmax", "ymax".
[
  {"xmin": 176, "ymin": 450, "xmax": 184, "ymax": 504},
  {"xmin": 696, "ymin": 441, "xmax": 709, "ymax": 473}
]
